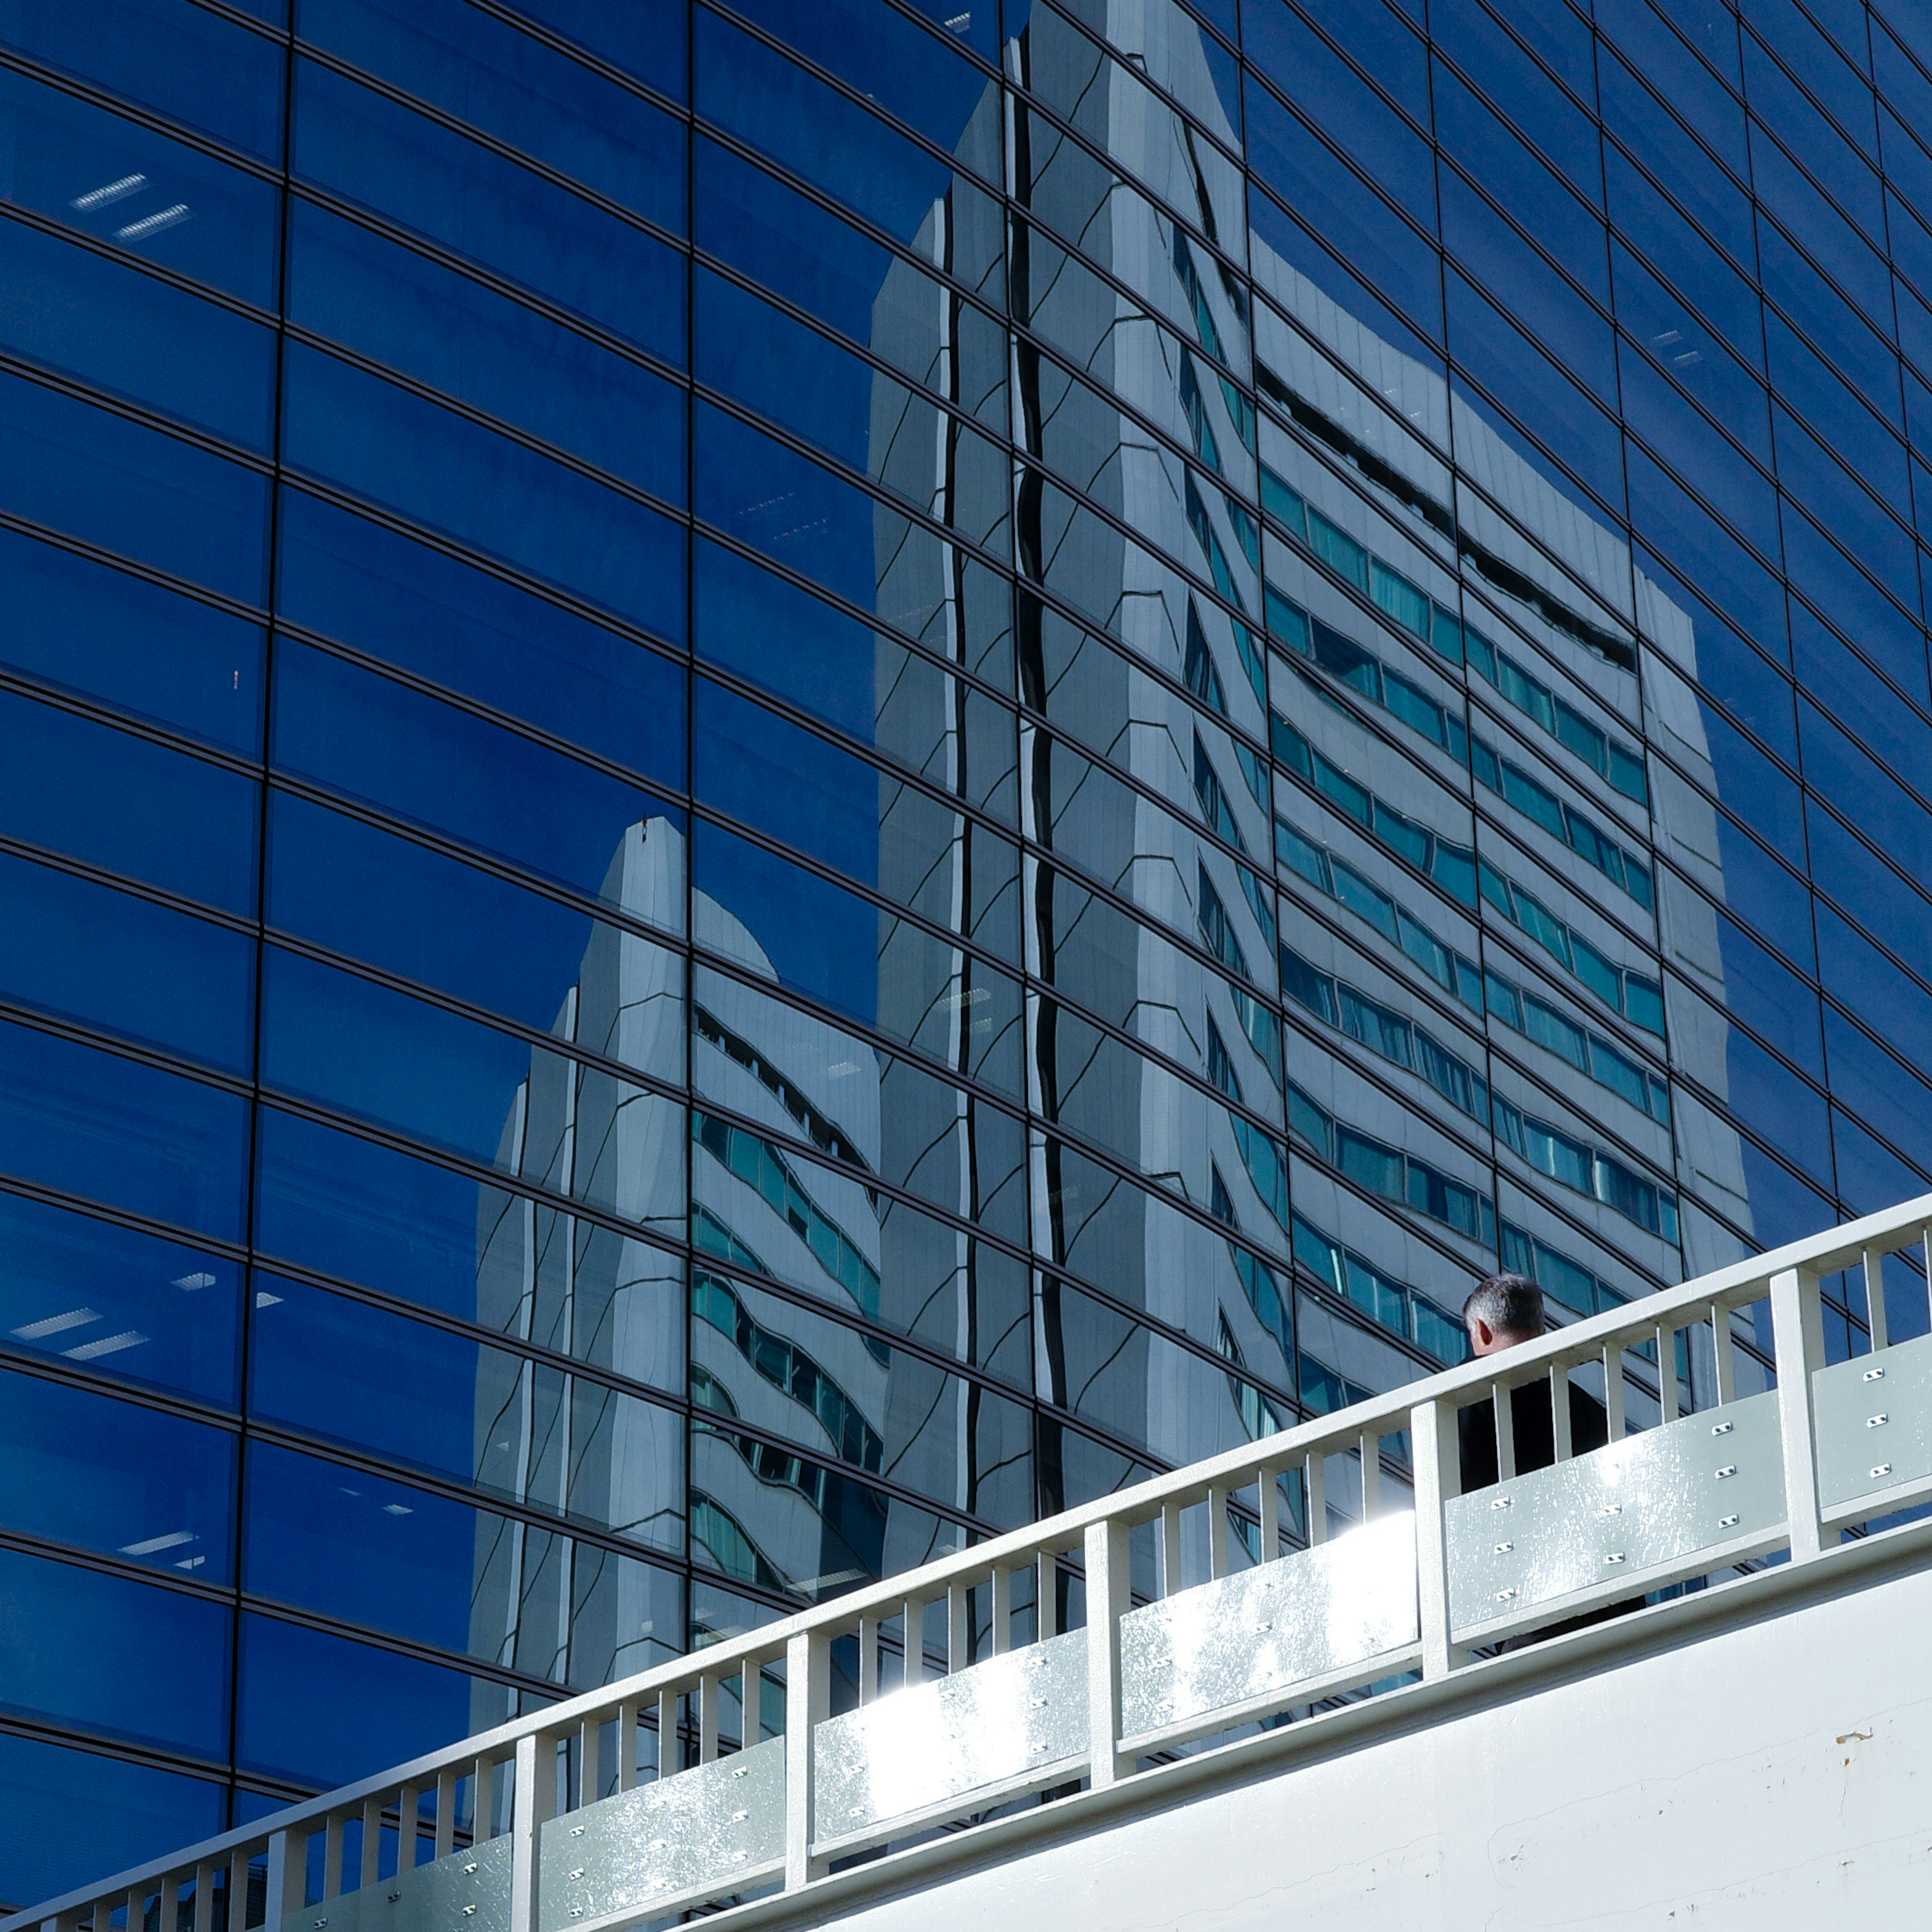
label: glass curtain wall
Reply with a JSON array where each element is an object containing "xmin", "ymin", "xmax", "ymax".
[{"xmin": 2, "ymin": 0, "xmax": 1930, "ymax": 1903}]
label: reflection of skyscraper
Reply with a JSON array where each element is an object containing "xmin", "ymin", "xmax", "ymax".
[{"xmin": 5, "ymin": 0, "xmax": 1927, "ymax": 1902}]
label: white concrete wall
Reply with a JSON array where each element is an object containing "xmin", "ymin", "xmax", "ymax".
[{"xmin": 821, "ymin": 1562, "xmax": 1932, "ymax": 1929}]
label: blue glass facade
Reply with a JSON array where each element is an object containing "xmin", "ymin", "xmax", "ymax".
[{"xmin": 4, "ymin": 0, "xmax": 1932, "ymax": 1904}]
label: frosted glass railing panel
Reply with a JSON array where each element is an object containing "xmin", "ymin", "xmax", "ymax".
[
  {"xmin": 284, "ymin": 1834, "xmax": 511, "ymax": 1932},
  {"xmin": 1117, "ymin": 1512, "xmax": 1420, "ymax": 1743},
  {"xmin": 811, "ymin": 1629, "xmax": 1088, "ymax": 1849},
  {"xmin": 1446, "ymin": 1389, "xmax": 1785, "ymax": 1642},
  {"xmin": 1815, "ymin": 1330, "xmax": 1932, "ymax": 1521},
  {"xmin": 537, "ymin": 1736, "xmax": 784, "ymax": 1930}
]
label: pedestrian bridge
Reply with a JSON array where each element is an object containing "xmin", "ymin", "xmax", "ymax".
[{"xmin": 18, "ymin": 1196, "xmax": 1932, "ymax": 1932}]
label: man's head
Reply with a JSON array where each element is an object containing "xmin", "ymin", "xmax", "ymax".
[{"xmin": 1463, "ymin": 1271, "xmax": 1547, "ymax": 1358}]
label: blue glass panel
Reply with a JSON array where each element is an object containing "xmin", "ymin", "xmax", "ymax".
[
  {"xmin": 281, "ymin": 345, "xmax": 685, "ymax": 628},
  {"xmin": 275, "ymin": 492, "xmax": 686, "ymax": 780},
  {"xmin": 272, "ymin": 640, "xmax": 679, "ymax": 904},
  {"xmin": 293, "ymin": 59, "xmax": 685, "ymax": 359},
  {"xmin": 1246, "ymin": 84, "xmax": 1442, "ymax": 339},
  {"xmin": 1439, "ymin": 170, "xmax": 1614, "ymax": 401},
  {"xmin": 0, "ymin": 65, "xmax": 280, "ymax": 303},
  {"xmin": 1626, "ymin": 444, "xmax": 1787, "ymax": 646},
  {"xmin": 1694, "ymin": 702, "xmax": 1805, "ymax": 865},
  {"xmin": 0, "ymin": 1732, "xmax": 224, "ymax": 1911},
  {"xmin": 504, "ymin": 0, "xmax": 687, "ymax": 95},
  {"xmin": 1648, "ymin": 0, "xmax": 1742, "ymax": 85},
  {"xmin": 1746, "ymin": 0, "xmax": 1876, "ymax": 152},
  {"xmin": 1790, "ymin": 603, "xmax": 1928, "ymax": 789},
  {"xmin": 0, "ymin": 529, "xmax": 262, "ymax": 752},
  {"xmin": 1757, "ymin": 221, "xmax": 1898, "ymax": 420},
  {"xmin": 1713, "ymin": 908, "xmax": 1824, "ymax": 1076},
  {"xmin": 1285, "ymin": 0, "xmax": 1429, "ymax": 121},
  {"xmin": 244, "ymin": 1440, "xmax": 484, "ymax": 1655},
  {"xmin": 727, "ymin": 0, "xmax": 999, "ymax": 181},
  {"xmin": 1710, "ymin": 811, "xmax": 1813, "ymax": 972},
  {"xmin": 0, "ymin": 1190, "xmax": 240, "ymax": 1405},
  {"xmin": 1815, "ymin": 898, "xmax": 1932, "ymax": 1063},
  {"xmin": 695, "ymin": 538, "xmax": 889, "ymax": 742},
  {"xmin": 0, "ymin": 1365, "xmax": 234, "ymax": 1580},
  {"xmin": 249, "ymin": 1272, "xmax": 515, "ymax": 1485},
  {"xmin": 1775, "ymin": 410, "xmax": 1919, "ymax": 611},
  {"xmin": 696, "ymin": 136, "xmax": 917, "ymax": 357},
  {"xmin": 254, "ymin": 1106, "xmax": 511, "ymax": 1319},
  {"xmin": 0, "ymin": 688, "xmax": 257, "ymax": 912},
  {"xmin": 1782, "ymin": 507, "xmax": 1926, "ymax": 701},
  {"xmin": 1802, "ymin": 699, "xmax": 1932, "ymax": 877},
  {"xmin": 695, "ymin": 400, "xmax": 893, "ymax": 614},
  {"xmin": 261, "ymin": 947, "xmax": 573, "ymax": 1168},
  {"xmin": 0, "ymin": 215, "xmax": 275, "ymax": 448},
  {"xmin": 1435, "ymin": 0, "xmax": 1600, "ymax": 195},
  {"xmin": 0, "ymin": 1019, "xmax": 247, "ymax": 1240},
  {"xmin": 1743, "ymin": 37, "xmax": 1881, "ymax": 237},
  {"xmin": 1247, "ymin": 180, "xmax": 1446, "ymax": 383},
  {"xmin": 268, "ymin": 791, "xmax": 674, "ymax": 1039},
  {"xmin": 1765, "ymin": 311, "xmax": 1906, "ymax": 513},
  {"xmin": 1243, "ymin": 5, "xmax": 1435, "ymax": 225},
  {"xmin": 694, "ymin": 677, "xmax": 880, "ymax": 889},
  {"xmin": 236, "ymin": 1611, "xmax": 492, "ymax": 1790},
  {"xmin": 0, "ymin": 1544, "xmax": 228, "ymax": 1755},
  {"xmin": 0, "ymin": 850, "xmax": 254, "ymax": 1073},
  {"xmin": 0, "ymin": 367, "xmax": 268, "ymax": 605},
  {"xmin": 1825, "ymin": 1005, "xmax": 1932, "ymax": 1182},
  {"xmin": 1434, "ymin": 64, "xmax": 1605, "ymax": 301},
  {"xmin": 1808, "ymin": 810, "xmax": 1932, "ymax": 987},
  {"xmin": 1734, "ymin": 1136, "xmax": 1833, "ymax": 1246},
  {"xmin": 1621, "ymin": 351, "xmax": 1778, "ymax": 555},
  {"xmin": 1832, "ymin": 1105, "xmax": 1927, "ymax": 1216},
  {"xmin": 693, "ymin": 821, "xmax": 878, "ymax": 1028},
  {"xmin": 1447, "ymin": 270, "xmax": 1625, "ymax": 512},
  {"xmin": 1597, "ymin": 0, "xmax": 1748, "ymax": 177},
  {"xmin": 302, "ymin": 0, "xmax": 685, "ymax": 226},
  {"xmin": 248, "ymin": 1270, "xmax": 684, "ymax": 1535},
  {"xmin": 1, "ymin": 0, "xmax": 284, "ymax": 157},
  {"xmin": 1613, "ymin": 237, "xmax": 1770, "ymax": 463},
  {"xmin": 694, "ymin": 8, "xmax": 990, "ymax": 250},
  {"xmin": 1606, "ymin": 148, "xmax": 1762, "ymax": 363},
  {"xmin": 289, "ymin": 204, "xmax": 683, "ymax": 495}
]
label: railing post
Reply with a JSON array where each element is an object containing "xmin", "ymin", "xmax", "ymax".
[
  {"xmin": 1083, "ymin": 1517, "xmax": 1130, "ymax": 1789},
  {"xmin": 1770, "ymin": 1266, "xmax": 1826, "ymax": 1561},
  {"xmin": 266, "ymin": 1827, "xmax": 307, "ymax": 1929},
  {"xmin": 1410, "ymin": 1397, "xmax": 1459, "ymax": 1680},
  {"xmin": 509, "ymin": 1735, "xmax": 551, "ymax": 1932},
  {"xmin": 784, "ymin": 1631, "xmax": 829, "ymax": 1891}
]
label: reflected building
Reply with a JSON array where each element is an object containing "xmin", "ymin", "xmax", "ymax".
[{"xmin": 0, "ymin": 0, "xmax": 1923, "ymax": 1904}]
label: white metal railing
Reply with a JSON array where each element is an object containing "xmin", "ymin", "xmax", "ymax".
[{"xmin": 18, "ymin": 1190, "xmax": 1932, "ymax": 1932}]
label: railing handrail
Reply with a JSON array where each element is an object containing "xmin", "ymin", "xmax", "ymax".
[{"xmin": 15, "ymin": 1186, "xmax": 1932, "ymax": 1928}]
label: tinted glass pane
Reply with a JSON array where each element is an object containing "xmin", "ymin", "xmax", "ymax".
[
  {"xmin": 0, "ymin": 528, "xmax": 263, "ymax": 753},
  {"xmin": 0, "ymin": 65, "xmax": 280, "ymax": 303},
  {"xmin": 0, "ymin": 1545, "xmax": 228, "ymax": 1756},
  {"xmin": 0, "ymin": 688, "xmax": 258, "ymax": 913},
  {"xmin": 0, "ymin": 367, "xmax": 269, "ymax": 605},
  {"xmin": 0, "ymin": 849, "xmax": 255, "ymax": 1073},
  {"xmin": 271, "ymin": 641, "xmax": 680, "ymax": 903},
  {"xmin": 0, "ymin": 1190, "xmax": 240, "ymax": 1406},
  {"xmin": 0, "ymin": 215, "xmax": 276, "ymax": 448},
  {"xmin": 0, "ymin": 1732, "xmax": 223, "ymax": 1911},
  {"xmin": 281, "ymin": 344, "xmax": 685, "ymax": 628},
  {"xmin": 0, "ymin": 1365, "xmax": 235, "ymax": 1580},
  {"xmin": 301, "ymin": 0, "xmax": 685, "ymax": 227},
  {"xmin": 275, "ymin": 491, "xmax": 686, "ymax": 781}
]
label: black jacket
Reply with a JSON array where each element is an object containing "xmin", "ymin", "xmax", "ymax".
[{"xmin": 1458, "ymin": 1377, "xmax": 1609, "ymax": 1494}]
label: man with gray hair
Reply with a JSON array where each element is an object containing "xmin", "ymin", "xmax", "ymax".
[{"xmin": 1457, "ymin": 1270, "xmax": 1610, "ymax": 1493}]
